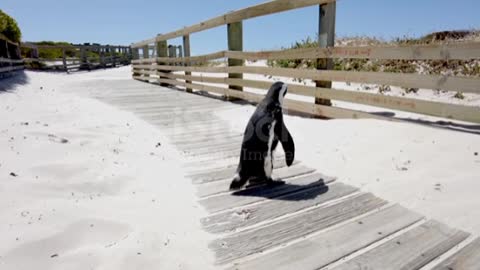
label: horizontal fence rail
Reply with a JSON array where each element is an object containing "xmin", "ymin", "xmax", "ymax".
[
  {"xmin": 132, "ymin": 0, "xmax": 335, "ymax": 48},
  {"xmin": 0, "ymin": 38, "xmax": 24, "ymax": 78},
  {"xmin": 21, "ymin": 43, "xmax": 132, "ymax": 72},
  {"xmin": 130, "ymin": 0, "xmax": 480, "ymax": 124}
]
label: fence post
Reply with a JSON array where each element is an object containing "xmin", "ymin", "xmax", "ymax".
[
  {"xmin": 142, "ymin": 45, "xmax": 150, "ymax": 80},
  {"xmin": 183, "ymin": 35, "xmax": 192, "ymax": 92},
  {"xmin": 112, "ymin": 47, "xmax": 117, "ymax": 67},
  {"xmin": 31, "ymin": 46, "xmax": 39, "ymax": 59},
  {"xmin": 62, "ymin": 48, "xmax": 68, "ymax": 72},
  {"xmin": 5, "ymin": 41, "xmax": 12, "ymax": 73},
  {"xmin": 132, "ymin": 47, "xmax": 140, "ymax": 78},
  {"xmin": 156, "ymin": 40, "xmax": 169, "ymax": 86},
  {"xmin": 227, "ymin": 21, "xmax": 243, "ymax": 94},
  {"xmin": 132, "ymin": 48, "xmax": 139, "ymax": 60},
  {"xmin": 142, "ymin": 45, "xmax": 149, "ymax": 59},
  {"xmin": 80, "ymin": 47, "xmax": 88, "ymax": 70},
  {"xmin": 100, "ymin": 47, "xmax": 105, "ymax": 67},
  {"xmin": 315, "ymin": 2, "xmax": 336, "ymax": 106}
]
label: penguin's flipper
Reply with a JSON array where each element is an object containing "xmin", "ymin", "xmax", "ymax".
[{"xmin": 277, "ymin": 122, "xmax": 295, "ymax": 166}]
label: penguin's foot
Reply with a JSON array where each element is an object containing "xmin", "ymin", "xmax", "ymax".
[
  {"xmin": 229, "ymin": 174, "xmax": 247, "ymax": 190},
  {"xmin": 266, "ymin": 178, "xmax": 285, "ymax": 187}
]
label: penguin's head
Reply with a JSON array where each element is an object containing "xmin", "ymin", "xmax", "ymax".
[{"xmin": 266, "ymin": 81, "xmax": 288, "ymax": 105}]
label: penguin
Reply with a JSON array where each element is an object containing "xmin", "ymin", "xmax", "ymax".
[{"xmin": 229, "ymin": 81, "xmax": 295, "ymax": 190}]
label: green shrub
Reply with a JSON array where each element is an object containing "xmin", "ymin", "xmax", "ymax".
[{"xmin": 0, "ymin": 9, "xmax": 21, "ymax": 43}]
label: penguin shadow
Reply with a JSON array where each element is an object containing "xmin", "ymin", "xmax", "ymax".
[{"xmin": 231, "ymin": 179, "xmax": 329, "ymax": 201}]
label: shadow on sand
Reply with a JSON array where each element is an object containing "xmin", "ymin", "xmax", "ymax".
[
  {"xmin": 0, "ymin": 71, "xmax": 29, "ymax": 93},
  {"xmin": 231, "ymin": 179, "xmax": 329, "ymax": 201}
]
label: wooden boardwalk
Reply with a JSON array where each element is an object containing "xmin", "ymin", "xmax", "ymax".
[{"xmin": 83, "ymin": 78, "xmax": 479, "ymax": 270}]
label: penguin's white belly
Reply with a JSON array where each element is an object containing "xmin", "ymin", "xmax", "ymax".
[{"xmin": 264, "ymin": 120, "xmax": 276, "ymax": 178}]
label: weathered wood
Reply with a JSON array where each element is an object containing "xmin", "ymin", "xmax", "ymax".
[
  {"xmin": 198, "ymin": 173, "xmax": 334, "ymax": 213},
  {"xmin": 111, "ymin": 47, "xmax": 117, "ymax": 67},
  {"xmin": 133, "ymin": 69, "xmax": 480, "ymax": 123},
  {"xmin": 132, "ymin": 48, "xmax": 139, "ymax": 60},
  {"xmin": 139, "ymin": 77, "xmax": 394, "ymax": 121},
  {"xmin": 133, "ymin": 64, "xmax": 480, "ymax": 94},
  {"xmin": 80, "ymin": 48, "xmax": 87, "ymax": 66},
  {"xmin": 132, "ymin": 51, "xmax": 226, "ymax": 65},
  {"xmin": 432, "ymin": 238, "xmax": 480, "ymax": 270},
  {"xmin": 0, "ymin": 57, "xmax": 24, "ymax": 64},
  {"xmin": 202, "ymin": 182, "xmax": 357, "ymax": 234},
  {"xmin": 210, "ymin": 193, "xmax": 387, "ymax": 264},
  {"xmin": 196, "ymin": 162, "xmax": 316, "ymax": 198},
  {"xmin": 230, "ymin": 205, "xmax": 423, "ymax": 270},
  {"xmin": 183, "ymin": 35, "xmax": 193, "ymax": 92},
  {"xmin": 315, "ymin": 2, "xmax": 336, "ymax": 106},
  {"xmin": 130, "ymin": 42, "xmax": 480, "ymax": 63},
  {"xmin": 156, "ymin": 40, "xmax": 169, "ymax": 86},
  {"xmin": 142, "ymin": 45, "xmax": 149, "ymax": 59},
  {"xmin": 332, "ymin": 220, "xmax": 469, "ymax": 270},
  {"xmin": 61, "ymin": 48, "xmax": 67, "ymax": 71},
  {"xmin": 131, "ymin": 0, "xmax": 336, "ymax": 47},
  {"xmin": 0, "ymin": 66, "xmax": 24, "ymax": 73},
  {"xmin": 225, "ymin": 42, "xmax": 480, "ymax": 61},
  {"xmin": 228, "ymin": 21, "xmax": 244, "ymax": 92},
  {"xmin": 194, "ymin": 163, "xmax": 314, "ymax": 184}
]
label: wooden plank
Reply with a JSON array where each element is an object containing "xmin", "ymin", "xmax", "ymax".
[
  {"xmin": 0, "ymin": 66, "xmax": 24, "ymax": 73},
  {"xmin": 230, "ymin": 205, "xmax": 423, "ymax": 270},
  {"xmin": 432, "ymin": 238, "xmax": 480, "ymax": 270},
  {"xmin": 194, "ymin": 163, "xmax": 314, "ymax": 184},
  {"xmin": 141, "ymin": 64, "xmax": 480, "ymax": 94},
  {"xmin": 132, "ymin": 51, "xmax": 226, "ymax": 65},
  {"xmin": 210, "ymin": 77, "xmax": 480, "ymax": 124},
  {"xmin": 172, "ymin": 130, "xmax": 241, "ymax": 145},
  {"xmin": 225, "ymin": 42, "xmax": 480, "ymax": 61},
  {"xmin": 210, "ymin": 193, "xmax": 387, "ymax": 264},
  {"xmin": 144, "ymin": 77, "xmax": 393, "ymax": 121},
  {"xmin": 0, "ymin": 57, "xmax": 24, "ymax": 64},
  {"xmin": 196, "ymin": 162, "xmax": 317, "ymax": 198},
  {"xmin": 202, "ymin": 181, "xmax": 357, "ymax": 234},
  {"xmin": 199, "ymin": 172, "xmax": 334, "ymax": 213},
  {"xmin": 184, "ymin": 142, "xmax": 239, "ymax": 156},
  {"xmin": 332, "ymin": 220, "xmax": 469, "ymax": 270},
  {"xmin": 188, "ymin": 158, "xmax": 300, "ymax": 186},
  {"xmin": 132, "ymin": 42, "xmax": 480, "ymax": 66},
  {"xmin": 131, "ymin": 0, "xmax": 336, "ymax": 48}
]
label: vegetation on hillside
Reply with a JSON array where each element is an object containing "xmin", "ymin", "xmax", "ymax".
[
  {"xmin": 0, "ymin": 9, "xmax": 21, "ymax": 43},
  {"xmin": 267, "ymin": 30, "xmax": 480, "ymax": 78},
  {"xmin": 21, "ymin": 42, "xmax": 115, "ymax": 60}
]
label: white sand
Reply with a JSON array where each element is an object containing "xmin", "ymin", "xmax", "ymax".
[
  {"xmin": 1, "ymin": 65, "xmax": 479, "ymax": 270},
  {"xmin": 213, "ymin": 61, "xmax": 480, "ymax": 236},
  {"xmin": 0, "ymin": 69, "xmax": 217, "ymax": 270}
]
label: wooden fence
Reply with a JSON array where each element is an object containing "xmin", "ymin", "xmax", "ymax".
[
  {"xmin": 0, "ymin": 36, "xmax": 24, "ymax": 78},
  {"xmin": 130, "ymin": 0, "xmax": 480, "ymax": 124},
  {"xmin": 22, "ymin": 43, "xmax": 132, "ymax": 72}
]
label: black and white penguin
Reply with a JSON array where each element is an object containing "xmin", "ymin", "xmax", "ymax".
[{"xmin": 229, "ymin": 81, "xmax": 295, "ymax": 190}]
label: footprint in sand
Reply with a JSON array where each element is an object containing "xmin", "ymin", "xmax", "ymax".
[{"xmin": 48, "ymin": 134, "xmax": 69, "ymax": 144}]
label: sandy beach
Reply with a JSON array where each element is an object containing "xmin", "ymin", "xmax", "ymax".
[
  {"xmin": 1, "ymin": 66, "xmax": 479, "ymax": 269},
  {"xmin": 0, "ymin": 69, "xmax": 217, "ymax": 270}
]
